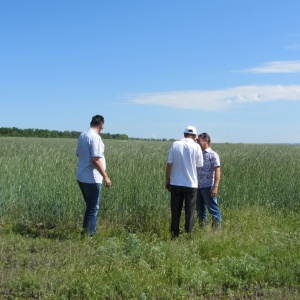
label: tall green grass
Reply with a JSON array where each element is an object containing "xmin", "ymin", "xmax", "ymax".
[
  {"xmin": 0, "ymin": 137, "xmax": 299, "ymax": 231},
  {"xmin": 0, "ymin": 137, "xmax": 299, "ymax": 299},
  {"xmin": 0, "ymin": 138, "xmax": 80, "ymax": 228},
  {"xmin": 218, "ymin": 143, "xmax": 300, "ymax": 211},
  {"xmin": 0, "ymin": 138, "xmax": 171, "ymax": 232}
]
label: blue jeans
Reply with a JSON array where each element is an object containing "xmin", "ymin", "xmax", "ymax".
[
  {"xmin": 196, "ymin": 187, "xmax": 222, "ymax": 227},
  {"xmin": 77, "ymin": 181, "xmax": 101, "ymax": 236}
]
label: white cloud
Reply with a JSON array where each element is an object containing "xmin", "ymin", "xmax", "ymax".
[
  {"xmin": 241, "ymin": 60, "xmax": 300, "ymax": 73},
  {"xmin": 130, "ymin": 85, "xmax": 300, "ymax": 111}
]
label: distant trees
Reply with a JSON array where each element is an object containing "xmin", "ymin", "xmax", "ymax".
[
  {"xmin": 0, "ymin": 127, "xmax": 176, "ymax": 141},
  {"xmin": 101, "ymin": 133, "xmax": 129, "ymax": 140},
  {"xmin": 0, "ymin": 127, "xmax": 129, "ymax": 140}
]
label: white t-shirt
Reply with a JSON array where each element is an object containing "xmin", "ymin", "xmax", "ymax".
[
  {"xmin": 76, "ymin": 128, "xmax": 106, "ymax": 183},
  {"xmin": 167, "ymin": 138, "xmax": 203, "ymax": 188}
]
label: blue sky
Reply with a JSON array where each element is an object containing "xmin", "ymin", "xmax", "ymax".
[{"xmin": 1, "ymin": 0, "xmax": 300, "ymax": 143}]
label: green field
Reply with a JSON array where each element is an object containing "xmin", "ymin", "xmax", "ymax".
[{"xmin": 0, "ymin": 137, "xmax": 299, "ymax": 299}]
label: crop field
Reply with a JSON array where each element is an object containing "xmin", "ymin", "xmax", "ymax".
[{"xmin": 0, "ymin": 137, "xmax": 299, "ymax": 299}]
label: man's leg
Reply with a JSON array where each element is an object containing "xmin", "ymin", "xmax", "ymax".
[
  {"xmin": 184, "ymin": 187, "xmax": 197, "ymax": 233},
  {"xmin": 196, "ymin": 188, "xmax": 208, "ymax": 227},
  {"xmin": 77, "ymin": 181, "xmax": 101, "ymax": 236},
  {"xmin": 170, "ymin": 185, "xmax": 184, "ymax": 238},
  {"xmin": 201, "ymin": 187, "xmax": 222, "ymax": 228}
]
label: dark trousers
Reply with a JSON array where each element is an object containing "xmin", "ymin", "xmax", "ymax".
[{"xmin": 170, "ymin": 185, "xmax": 197, "ymax": 237}]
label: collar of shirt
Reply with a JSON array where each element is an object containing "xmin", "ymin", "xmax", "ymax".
[
  {"xmin": 181, "ymin": 137, "xmax": 195, "ymax": 143},
  {"xmin": 204, "ymin": 147, "xmax": 212, "ymax": 153},
  {"xmin": 89, "ymin": 128, "xmax": 99, "ymax": 135}
]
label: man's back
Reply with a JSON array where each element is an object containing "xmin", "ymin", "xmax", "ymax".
[
  {"xmin": 167, "ymin": 138, "xmax": 203, "ymax": 188},
  {"xmin": 76, "ymin": 128, "xmax": 105, "ymax": 183}
]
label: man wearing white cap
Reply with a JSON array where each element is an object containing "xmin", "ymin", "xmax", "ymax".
[{"xmin": 165, "ymin": 126, "xmax": 203, "ymax": 239}]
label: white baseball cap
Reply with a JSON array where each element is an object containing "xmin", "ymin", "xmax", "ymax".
[{"xmin": 184, "ymin": 126, "xmax": 197, "ymax": 136}]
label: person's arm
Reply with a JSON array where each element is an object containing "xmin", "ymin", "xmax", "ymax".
[
  {"xmin": 211, "ymin": 167, "xmax": 220, "ymax": 197},
  {"xmin": 165, "ymin": 163, "xmax": 172, "ymax": 191},
  {"xmin": 92, "ymin": 157, "xmax": 112, "ymax": 188}
]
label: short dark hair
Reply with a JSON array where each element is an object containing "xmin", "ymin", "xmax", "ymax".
[
  {"xmin": 90, "ymin": 115, "xmax": 104, "ymax": 127},
  {"xmin": 184, "ymin": 133, "xmax": 196, "ymax": 139},
  {"xmin": 198, "ymin": 132, "xmax": 211, "ymax": 145}
]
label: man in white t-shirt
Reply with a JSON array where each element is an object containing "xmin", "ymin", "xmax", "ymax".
[
  {"xmin": 76, "ymin": 115, "xmax": 112, "ymax": 237},
  {"xmin": 165, "ymin": 126, "xmax": 203, "ymax": 239}
]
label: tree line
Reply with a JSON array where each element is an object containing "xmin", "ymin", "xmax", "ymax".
[
  {"xmin": 0, "ymin": 127, "xmax": 129, "ymax": 140},
  {"xmin": 0, "ymin": 127, "xmax": 177, "ymax": 141}
]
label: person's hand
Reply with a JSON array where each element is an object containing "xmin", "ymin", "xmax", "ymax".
[
  {"xmin": 104, "ymin": 177, "xmax": 112, "ymax": 188},
  {"xmin": 165, "ymin": 182, "xmax": 171, "ymax": 192},
  {"xmin": 211, "ymin": 186, "xmax": 218, "ymax": 197}
]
